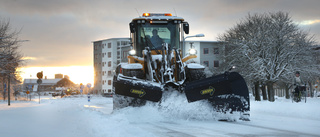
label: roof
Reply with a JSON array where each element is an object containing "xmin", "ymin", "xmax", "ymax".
[
  {"xmin": 93, "ymin": 38, "xmax": 130, "ymax": 43},
  {"xmin": 133, "ymin": 13, "xmax": 184, "ymax": 21},
  {"xmin": 23, "ymin": 78, "xmax": 63, "ymax": 85},
  {"xmin": 133, "ymin": 16, "xmax": 184, "ymax": 21},
  {"xmin": 185, "ymin": 40, "xmax": 226, "ymax": 43}
]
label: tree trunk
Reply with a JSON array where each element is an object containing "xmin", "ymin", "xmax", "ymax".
[
  {"xmin": 308, "ymin": 82, "xmax": 312, "ymax": 97},
  {"xmin": 285, "ymin": 84, "xmax": 290, "ymax": 99},
  {"xmin": 261, "ymin": 84, "xmax": 268, "ymax": 100},
  {"xmin": 3, "ymin": 76, "xmax": 5, "ymax": 101},
  {"xmin": 8, "ymin": 75, "xmax": 10, "ymax": 106},
  {"xmin": 267, "ymin": 82, "xmax": 275, "ymax": 102},
  {"xmin": 254, "ymin": 81, "xmax": 261, "ymax": 101}
]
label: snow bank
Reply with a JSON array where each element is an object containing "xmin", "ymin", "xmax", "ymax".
[
  {"xmin": 186, "ymin": 63, "xmax": 205, "ymax": 69},
  {"xmin": 1, "ymin": 95, "xmax": 320, "ymax": 137},
  {"xmin": 121, "ymin": 63, "xmax": 143, "ymax": 69}
]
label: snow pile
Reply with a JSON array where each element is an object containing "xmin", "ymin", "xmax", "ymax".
[
  {"xmin": 1, "ymin": 95, "xmax": 320, "ymax": 137},
  {"xmin": 114, "ymin": 90, "xmax": 242, "ymax": 121},
  {"xmin": 186, "ymin": 63, "xmax": 205, "ymax": 69},
  {"xmin": 121, "ymin": 63, "xmax": 143, "ymax": 69}
]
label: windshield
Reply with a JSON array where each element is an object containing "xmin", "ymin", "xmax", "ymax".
[{"xmin": 135, "ymin": 22, "xmax": 179, "ymax": 56}]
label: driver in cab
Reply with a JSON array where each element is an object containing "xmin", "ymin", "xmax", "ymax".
[{"xmin": 150, "ymin": 29, "xmax": 163, "ymax": 49}]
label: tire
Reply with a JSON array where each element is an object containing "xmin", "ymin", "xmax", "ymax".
[
  {"xmin": 185, "ymin": 68, "xmax": 206, "ymax": 82},
  {"xmin": 122, "ymin": 69, "xmax": 144, "ymax": 79}
]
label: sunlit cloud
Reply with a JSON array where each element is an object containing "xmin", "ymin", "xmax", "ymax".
[
  {"xmin": 299, "ymin": 19, "xmax": 320, "ymax": 25},
  {"xmin": 22, "ymin": 56, "xmax": 37, "ymax": 60}
]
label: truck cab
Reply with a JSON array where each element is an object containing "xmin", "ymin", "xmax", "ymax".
[{"xmin": 128, "ymin": 13, "xmax": 189, "ymax": 57}]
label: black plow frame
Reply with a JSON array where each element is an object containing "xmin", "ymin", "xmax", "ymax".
[{"xmin": 184, "ymin": 72, "xmax": 250, "ymax": 112}]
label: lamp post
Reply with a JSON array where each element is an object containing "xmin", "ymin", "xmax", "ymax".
[{"xmin": 182, "ymin": 34, "xmax": 205, "ymax": 56}]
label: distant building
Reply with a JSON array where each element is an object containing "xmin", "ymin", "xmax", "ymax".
[
  {"xmin": 55, "ymin": 74, "xmax": 63, "ymax": 79},
  {"xmin": 183, "ymin": 41, "xmax": 226, "ymax": 71},
  {"xmin": 23, "ymin": 74, "xmax": 73, "ymax": 93},
  {"xmin": 23, "ymin": 78, "xmax": 62, "ymax": 92},
  {"xmin": 93, "ymin": 38, "xmax": 131, "ymax": 94}
]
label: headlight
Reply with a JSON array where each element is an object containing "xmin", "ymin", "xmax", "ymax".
[
  {"xmin": 129, "ymin": 49, "xmax": 136, "ymax": 55},
  {"xmin": 189, "ymin": 48, "xmax": 197, "ymax": 55}
]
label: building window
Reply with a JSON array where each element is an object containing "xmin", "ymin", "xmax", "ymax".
[
  {"xmin": 108, "ymin": 43, "xmax": 111, "ymax": 48},
  {"xmin": 108, "ymin": 61, "xmax": 111, "ymax": 67},
  {"xmin": 203, "ymin": 61, "xmax": 209, "ymax": 67},
  {"xmin": 108, "ymin": 89, "xmax": 112, "ymax": 93},
  {"xmin": 214, "ymin": 60, "xmax": 219, "ymax": 67},
  {"xmin": 108, "ymin": 52, "xmax": 111, "ymax": 58},
  {"xmin": 108, "ymin": 71, "xmax": 112, "ymax": 76},
  {"xmin": 108, "ymin": 80, "xmax": 112, "ymax": 85},
  {"xmin": 214, "ymin": 48, "xmax": 219, "ymax": 54},
  {"xmin": 121, "ymin": 41, "xmax": 129, "ymax": 46},
  {"xmin": 203, "ymin": 48, "xmax": 209, "ymax": 54},
  {"xmin": 123, "ymin": 51, "xmax": 128, "ymax": 59}
]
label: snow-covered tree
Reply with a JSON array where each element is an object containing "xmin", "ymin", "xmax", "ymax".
[
  {"xmin": 218, "ymin": 12, "xmax": 317, "ymax": 102},
  {"xmin": 0, "ymin": 18, "xmax": 24, "ymax": 99}
]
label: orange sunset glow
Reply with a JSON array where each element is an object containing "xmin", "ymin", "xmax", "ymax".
[{"xmin": 18, "ymin": 66, "xmax": 94, "ymax": 85}]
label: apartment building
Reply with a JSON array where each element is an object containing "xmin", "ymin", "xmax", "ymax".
[
  {"xmin": 93, "ymin": 38, "xmax": 131, "ymax": 94},
  {"xmin": 184, "ymin": 41, "xmax": 225, "ymax": 71}
]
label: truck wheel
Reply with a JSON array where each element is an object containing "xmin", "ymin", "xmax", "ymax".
[
  {"xmin": 122, "ymin": 69, "xmax": 144, "ymax": 79},
  {"xmin": 186, "ymin": 68, "xmax": 206, "ymax": 82}
]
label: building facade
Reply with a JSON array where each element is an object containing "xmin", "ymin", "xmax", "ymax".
[
  {"xmin": 93, "ymin": 38, "xmax": 131, "ymax": 94},
  {"xmin": 184, "ymin": 41, "xmax": 225, "ymax": 71},
  {"xmin": 23, "ymin": 78, "xmax": 62, "ymax": 92},
  {"xmin": 22, "ymin": 74, "xmax": 71, "ymax": 93}
]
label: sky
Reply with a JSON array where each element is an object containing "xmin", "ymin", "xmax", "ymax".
[{"xmin": 0, "ymin": 0, "xmax": 319, "ymax": 84}]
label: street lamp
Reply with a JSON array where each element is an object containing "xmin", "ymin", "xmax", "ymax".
[
  {"xmin": 182, "ymin": 34, "xmax": 205, "ymax": 56},
  {"xmin": 184, "ymin": 34, "xmax": 205, "ymax": 40}
]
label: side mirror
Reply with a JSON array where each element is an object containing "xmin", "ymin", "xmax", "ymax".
[
  {"xmin": 183, "ymin": 22, "xmax": 189, "ymax": 34},
  {"xmin": 129, "ymin": 22, "xmax": 135, "ymax": 33}
]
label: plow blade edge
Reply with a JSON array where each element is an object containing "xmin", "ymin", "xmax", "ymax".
[
  {"xmin": 185, "ymin": 72, "xmax": 250, "ymax": 111},
  {"xmin": 113, "ymin": 75, "xmax": 162, "ymax": 102}
]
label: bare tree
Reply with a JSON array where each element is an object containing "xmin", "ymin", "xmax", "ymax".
[
  {"xmin": 218, "ymin": 12, "xmax": 317, "ymax": 102},
  {"xmin": 0, "ymin": 18, "xmax": 24, "ymax": 100}
]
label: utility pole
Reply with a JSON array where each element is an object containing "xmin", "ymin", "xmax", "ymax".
[
  {"xmin": 8, "ymin": 74, "xmax": 10, "ymax": 106},
  {"xmin": 37, "ymin": 71, "xmax": 43, "ymax": 104}
]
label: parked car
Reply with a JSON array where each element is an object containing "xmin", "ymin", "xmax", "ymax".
[
  {"xmin": 103, "ymin": 92, "xmax": 113, "ymax": 97},
  {"xmin": 52, "ymin": 91, "xmax": 66, "ymax": 97}
]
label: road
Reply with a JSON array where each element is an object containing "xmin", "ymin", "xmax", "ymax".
[{"xmin": 1, "ymin": 96, "xmax": 319, "ymax": 137}]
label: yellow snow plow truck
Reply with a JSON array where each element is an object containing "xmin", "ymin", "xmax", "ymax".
[{"xmin": 113, "ymin": 13, "xmax": 250, "ymax": 120}]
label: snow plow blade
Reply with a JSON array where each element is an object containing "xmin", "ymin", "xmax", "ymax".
[
  {"xmin": 185, "ymin": 72, "xmax": 250, "ymax": 112},
  {"xmin": 113, "ymin": 75, "xmax": 162, "ymax": 102}
]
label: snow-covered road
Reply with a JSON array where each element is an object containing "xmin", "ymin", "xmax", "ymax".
[{"xmin": 1, "ymin": 95, "xmax": 320, "ymax": 137}]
